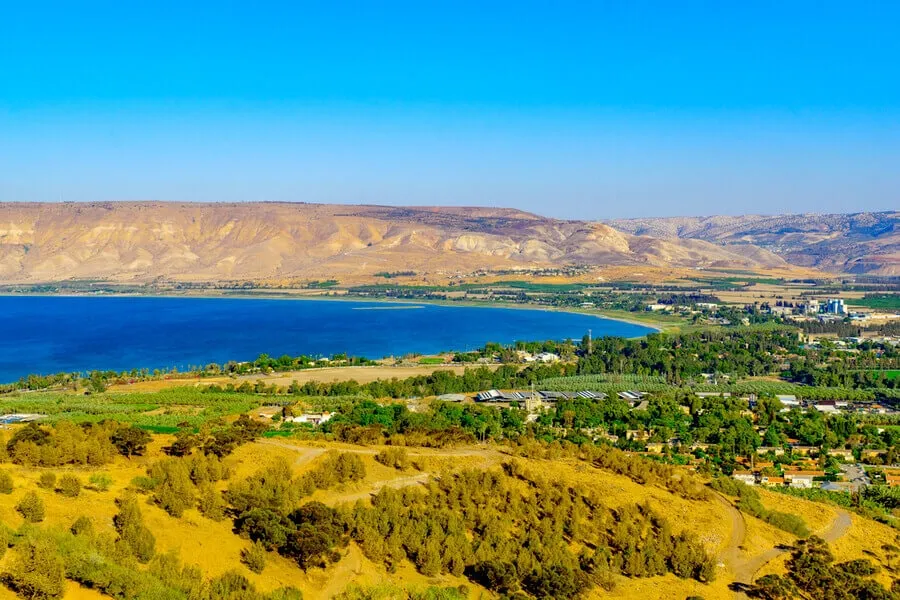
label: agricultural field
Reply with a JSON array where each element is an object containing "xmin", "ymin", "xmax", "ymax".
[
  {"xmin": 847, "ymin": 294, "xmax": 900, "ymax": 311},
  {"xmin": 108, "ymin": 364, "xmax": 498, "ymax": 393},
  {"xmin": 0, "ymin": 388, "xmax": 261, "ymax": 431}
]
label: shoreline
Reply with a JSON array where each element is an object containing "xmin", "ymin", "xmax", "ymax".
[{"xmin": 0, "ymin": 289, "xmax": 667, "ymax": 334}]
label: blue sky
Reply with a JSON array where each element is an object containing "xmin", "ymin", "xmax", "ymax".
[{"xmin": 1, "ymin": 1, "xmax": 897, "ymax": 219}]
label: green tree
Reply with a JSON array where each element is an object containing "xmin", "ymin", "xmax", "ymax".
[{"xmin": 111, "ymin": 425, "xmax": 151, "ymax": 457}]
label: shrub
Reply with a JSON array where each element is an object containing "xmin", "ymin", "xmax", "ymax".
[
  {"xmin": 198, "ymin": 483, "xmax": 227, "ymax": 521},
  {"xmin": 4, "ymin": 536, "xmax": 65, "ymax": 599},
  {"xmin": 0, "ymin": 470, "xmax": 13, "ymax": 494},
  {"xmin": 38, "ymin": 473, "xmax": 57, "ymax": 490},
  {"xmin": 148, "ymin": 458, "xmax": 195, "ymax": 517},
  {"xmin": 130, "ymin": 475, "xmax": 157, "ymax": 492},
  {"xmin": 241, "ymin": 542, "xmax": 267, "ymax": 574},
  {"xmin": 57, "ymin": 474, "xmax": 81, "ymax": 498},
  {"xmin": 89, "ymin": 472, "xmax": 113, "ymax": 492},
  {"xmin": 16, "ymin": 491, "xmax": 45, "ymax": 523},
  {"xmin": 71, "ymin": 516, "xmax": 94, "ymax": 536},
  {"xmin": 114, "ymin": 495, "xmax": 156, "ymax": 562},
  {"xmin": 374, "ymin": 448, "xmax": 410, "ymax": 471},
  {"xmin": 268, "ymin": 587, "xmax": 304, "ymax": 600},
  {"xmin": 209, "ymin": 570, "xmax": 259, "ymax": 599},
  {"xmin": 0, "ymin": 526, "xmax": 10, "ymax": 560}
]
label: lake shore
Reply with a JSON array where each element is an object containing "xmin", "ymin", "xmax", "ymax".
[{"xmin": 0, "ymin": 293, "xmax": 657, "ymax": 383}]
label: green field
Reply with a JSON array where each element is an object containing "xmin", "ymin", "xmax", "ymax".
[
  {"xmin": 848, "ymin": 294, "xmax": 900, "ymax": 310},
  {"xmin": 0, "ymin": 387, "xmax": 261, "ymax": 427},
  {"xmin": 418, "ymin": 357, "xmax": 446, "ymax": 365}
]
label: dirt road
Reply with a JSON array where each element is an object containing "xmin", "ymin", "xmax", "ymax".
[{"xmin": 718, "ymin": 493, "xmax": 852, "ymax": 599}]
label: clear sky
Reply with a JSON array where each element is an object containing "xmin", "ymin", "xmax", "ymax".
[{"xmin": 1, "ymin": 1, "xmax": 897, "ymax": 219}]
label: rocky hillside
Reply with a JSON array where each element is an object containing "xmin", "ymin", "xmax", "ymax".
[
  {"xmin": 0, "ymin": 202, "xmax": 791, "ymax": 283},
  {"xmin": 607, "ymin": 212, "xmax": 899, "ymax": 276}
]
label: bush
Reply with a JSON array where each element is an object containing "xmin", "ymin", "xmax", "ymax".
[
  {"xmin": 268, "ymin": 587, "xmax": 303, "ymax": 600},
  {"xmin": 209, "ymin": 570, "xmax": 259, "ymax": 600},
  {"xmin": 198, "ymin": 483, "xmax": 227, "ymax": 521},
  {"xmin": 89, "ymin": 472, "xmax": 113, "ymax": 492},
  {"xmin": 16, "ymin": 491, "xmax": 45, "ymax": 523},
  {"xmin": 114, "ymin": 496, "xmax": 156, "ymax": 562},
  {"xmin": 374, "ymin": 448, "xmax": 410, "ymax": 471},
  {"xmin": 241, "ymin": 542, "xmax": 267, "ymax": 574},
  {"xmin": 148, "ymin": 458, "xmax": 195, "ymax": 517},
  {"xmin": 130, "ymin": 475, "xmax": 157, "ymax": 492},
  {"xmin": 0, "ymin": 471, "xmax": 13, "ymax": 494},
  {"xmin": 71, "ymin": 516, "xmax": 94, "ymax": 536},
  {"xmin": 4, "ymin": 536, "xmax": 66, "ymax": 599},
  {"xmin": 57, "ymin": 474, "xmax": 81, "ymax": 498},
  {"xmin": 38, "ymin": 473, "xmax": 57, "ymax": 490}
]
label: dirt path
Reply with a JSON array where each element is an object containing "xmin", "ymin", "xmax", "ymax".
[
  {"xmin": 714, "ymin": 493, "xmax": 747, "ymax": 575},
  {"xmin": 259, "ymin": 439, "xmax": 504, "ymax": 461},
  {"xmin": 313, "ymin": 543, "xmax": 363, "ymax": 600},
  {"xmin": 727, "ymin": 505, "xmax": 852, "ymax": 598},
  {"xmin": 260, "ymin": 440, "xmax": 329, "ymax": 467},
  {"xmin": 339, "ymin": 472, "xmax": 432, "ymax": 503}
]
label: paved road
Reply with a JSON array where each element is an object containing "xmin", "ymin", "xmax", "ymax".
[{"xmin": 840, "ymin": 463, "xmax": 872, "ymax": 489}]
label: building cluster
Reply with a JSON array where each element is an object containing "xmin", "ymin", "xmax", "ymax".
[
  {"xmin": 772, "ymin": 394, "xmax": 896, "ymax": 417},
  {"xmin": 516, "ymin": 351, "xmax": 561, "ymax": 363}
]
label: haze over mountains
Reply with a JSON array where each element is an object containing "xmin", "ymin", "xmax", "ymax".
[{"xmin": 0, "ymin": 202, "xmax": 896, "ymax": 283}]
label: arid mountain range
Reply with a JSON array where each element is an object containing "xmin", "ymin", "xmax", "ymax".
[
  {"xmin": 606, "ymin": 211, "xmax": 899, "ymax": 276},
  {"xmin": 0, "ymin": 202, "xmax": 896, "ymax": 283}
]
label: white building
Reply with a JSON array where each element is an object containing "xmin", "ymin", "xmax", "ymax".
[
  {"xmin": 288, "ymin": 412, "xmax": 333, "ymax": 426},
  {"xmin": 784, "ymin": 471, "xmax": 824, "ymax": 489},
  {"xmin": 732, "ymin": 471, "xmax": 757, "ymax": 486},
  {"xmin": 776, "ymin": 395, "xmax": 800, "ymax": 407}
]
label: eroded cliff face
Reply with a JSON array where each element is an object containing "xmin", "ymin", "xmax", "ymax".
[{"xmin": 0, "ymin": 202, "xmax": 794, "ymax": 283}]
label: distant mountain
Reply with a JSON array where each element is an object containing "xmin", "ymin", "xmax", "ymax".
[
  {"xmin": 0, "ymin": 202, "xmax": 793, "ymax": 283},
  {"xmin": 606, "ymin": 212, "xmax": 899, "ymax": 276}
]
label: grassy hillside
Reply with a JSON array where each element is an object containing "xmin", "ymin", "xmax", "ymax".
[{"xmin": 0, "ymin": 424, "xmax": 891, "ymax": 600}]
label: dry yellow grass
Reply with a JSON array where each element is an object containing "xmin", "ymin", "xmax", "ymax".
[
  {"xmin": 108, "ymin": 363, "xmax": 498, "ymax": 393},
  {"xmin": 756, "ymin": 488, "xmax": 838, "ymax": 533},
  {"xmin": 0, "ymin": 436, "xmax": 892, "ymax": 600}
]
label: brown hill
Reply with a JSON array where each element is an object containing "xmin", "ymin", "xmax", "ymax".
[
  {"xmin": 0, "ymin": 202, "xmax": 795, "ymax": 283},
  {"xmin": 607, "ymin": 212, "xmax": 900, "ymax": 276}
]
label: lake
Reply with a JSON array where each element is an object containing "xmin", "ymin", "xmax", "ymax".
[{"xmin": 0, "ymin": 295, "xmax": 655, "ymax": 382}]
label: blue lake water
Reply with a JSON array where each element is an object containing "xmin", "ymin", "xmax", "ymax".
[{"xmin": 0, "ymin": 295, "xmax": 654, "ymax": 382}]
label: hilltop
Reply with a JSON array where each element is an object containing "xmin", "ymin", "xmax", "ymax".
[{"xmin": 0, "ymin": 202, "xmax": 793, "ymax": 284}]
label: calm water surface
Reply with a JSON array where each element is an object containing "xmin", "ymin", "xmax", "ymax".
[{"xmin": 0, "ymin": 296, "xmax": 654, "ymax": 382}]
